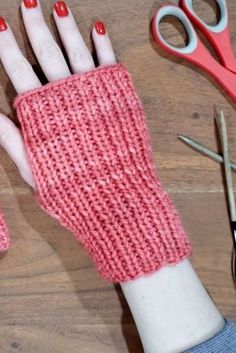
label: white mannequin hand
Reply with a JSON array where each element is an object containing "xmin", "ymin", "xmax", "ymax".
[{"xmin": 0, "ymin": 0, "xmax": 116, "ymax": 189}]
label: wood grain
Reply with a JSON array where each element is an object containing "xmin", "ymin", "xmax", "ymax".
[{"xmin": 0, "ymin": 0, "xmax": 236, "ymax": 352}]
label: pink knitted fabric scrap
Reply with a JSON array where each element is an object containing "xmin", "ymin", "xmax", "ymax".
[
  {"xmin": 14, "ymin": 63, "xmax": 191, "ymax": 282},
  {"xmin": 0, "ymin": 209, "xmax": 10, "ymax": 252}
]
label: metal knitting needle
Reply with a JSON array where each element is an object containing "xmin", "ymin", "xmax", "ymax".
[
  {"xmin": 216, "ymin": 111, "xmax": 236, "ymax": 229},
  {"xmin": 179, "ymin": 114, "xmax": 236, "ymax": 280},
  {"xmin": 178, "ymin": 135, "xmax": 236, "ymax": 172},
  {"xmin": 216, "ymin": 111, "xmax": 236, "ymax": 281}
]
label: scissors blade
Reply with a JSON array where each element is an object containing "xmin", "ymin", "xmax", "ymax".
[{"xmin": 178, "ymin": 134, "xmax": 236, "ymax": 171}]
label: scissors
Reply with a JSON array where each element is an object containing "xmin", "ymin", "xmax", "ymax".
[{"xmin": 151, "ymin": 0, "xmax": 236, "ymax": 101}]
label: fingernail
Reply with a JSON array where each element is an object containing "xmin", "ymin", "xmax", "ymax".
[
  {"xmin": 94, "ymin": 21, "xmax": 106, "ymax": 35},
  {"xmin": 23, "ymin": 0, "xmax": 38, "ymax": 8},
  {"xmin": 0, "ymin": 18, "xmax": 7, "ymax": 32},
  {"xmin": 54, "ymin": 1, "xmax": 69, "ymax": 17}
]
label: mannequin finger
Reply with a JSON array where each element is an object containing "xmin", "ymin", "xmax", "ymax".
[
  {"xmin": 92, "ymin": 22, "xmax": 116, "ymax": 66},
  {"xmin": 0, "ymin": 113, "xmax": 35, "ymax": 189},
  {"xmin": 0, "ymin": 18, "xmax": 41, "ymax": 94},
  {"xmin": 53, "ymin": 1, "xmax": 95, "ymax": 73},
  {"xmin": 21, "ymin": 0, "xmax": 71, "ymax": 82}
]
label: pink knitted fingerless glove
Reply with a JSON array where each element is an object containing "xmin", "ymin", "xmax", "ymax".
[
  {"xmin": 0, "ymin": 210, "xmax": 10, "ymax": 252},
  {"xmin": 14, "ymin": 64, "xmax": 191, "ymax": 282}
]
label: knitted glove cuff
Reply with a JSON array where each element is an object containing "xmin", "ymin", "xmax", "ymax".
[
  {"xmin": 14, "ymin": 64, "xmax": 191, "ymax": 282},
  {"xmin": 0, "ymin": 209, "xmax": 10, "ymax": 252}
]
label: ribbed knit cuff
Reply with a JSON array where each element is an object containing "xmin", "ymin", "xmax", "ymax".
[
  {"xmin": 14, "ymin": 64, "xmax": 191, "ymax": 282},
  {"xmin": 0, "ymin": 210, "xmax": 10, "ymax": 252},
  {"xmin": 184, "ymin": 320, "xmax": 236, "ymax": 353}
]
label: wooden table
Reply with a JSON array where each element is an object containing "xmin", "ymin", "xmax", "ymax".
[{"xmin": 0, "ymin": 0, "xmax": 236, "ymax": 352}]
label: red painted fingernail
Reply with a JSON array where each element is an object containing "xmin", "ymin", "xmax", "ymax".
[
  {"xmin": 0, "ymin": 17, "xmax": 7, "ymax": 32},
  {"xmin": 23, "ymin": 0, "xmax": 38, "ymax": 9},
  {"xmin": 54, "ymin": 1, "xmax": 69, "ymax": 17},
  {"xmin": 94, "ymin": 21, "xmax": 106, "ymax": 35}
]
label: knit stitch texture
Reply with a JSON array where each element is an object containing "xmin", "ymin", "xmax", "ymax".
[
  {"xmin": 184, "ymin": 320, "xmax": 236, "ymax": 352},
  {"xmin": 14, "ymin": 64, "xmax": 191, "ymax": 282},
  {"xmin": 0, "ymin": 210, "xmax": 10, "ymax": 252}
]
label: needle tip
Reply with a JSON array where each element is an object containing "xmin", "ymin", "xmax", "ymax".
[
  {"xmin": 216, "ymin": 109, "xmax": 226, "ymax": 127},
  {"xmin": 178, "ymin": 134, "xmax": 188, "ymax": 142}
]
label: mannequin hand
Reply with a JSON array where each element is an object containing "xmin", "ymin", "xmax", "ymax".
[{"xmin": 0, "ymin": 0, "xmax": 116, "ymax": 187}]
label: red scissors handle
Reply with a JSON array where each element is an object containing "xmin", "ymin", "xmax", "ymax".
[
  {"xmin": 151, "ymin": 5, "xmax": 236, "ymax": 101},
  {"xmin": 180, "ymin": 0, "xmax": 236, "ymax": 73}
]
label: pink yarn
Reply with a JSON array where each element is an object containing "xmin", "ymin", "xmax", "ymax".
[
  {"xmin": 0, "ymin": 209, "xmax": 10, "ymax": 252},
  {"xmin": 14, "ymin": 64, "xmax": 191, "ymax": 282}
]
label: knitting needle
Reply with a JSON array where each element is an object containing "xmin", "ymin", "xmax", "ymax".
[
  {"xmin": 216, "ymin": 111, "xmax": 236, "ymax": 281},
  {"xmin": 178, "ymin": 135, "xmax": 236, "ymax": 172},
  {"xmin": 216, "ymin": 110, "xmax": 236, "ymax": 238},
  {"xmin": 216, "ymin": 111, "xmax": 236, "ymax": 225},
  {"xmin": 179, "ymin": 114, "xmax": 236, "ymax": 280}
]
